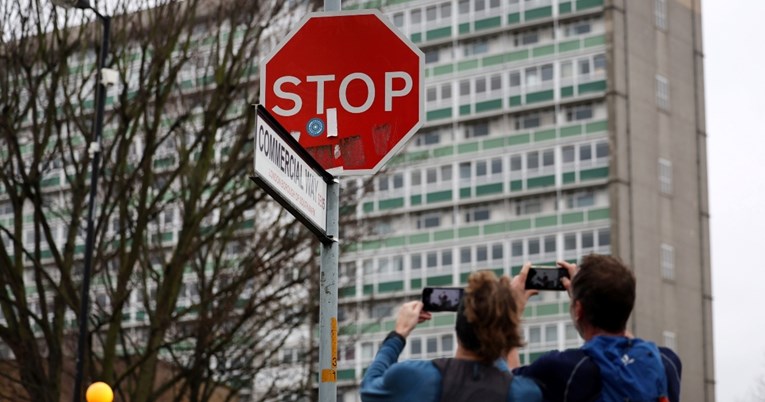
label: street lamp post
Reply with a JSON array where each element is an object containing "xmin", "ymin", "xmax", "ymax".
[{"xmin": 51, "ymin": 1, "xmax": 111, "ymax": 401}]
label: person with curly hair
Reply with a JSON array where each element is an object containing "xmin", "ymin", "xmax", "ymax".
[{"xmin": 360, "ymin": 264, "xmax": 542, "ymax": 402}]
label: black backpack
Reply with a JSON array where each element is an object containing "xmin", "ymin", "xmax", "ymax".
[{"xmin": 432, "ymin": 358, "xmax": 513, "ymax": 402}]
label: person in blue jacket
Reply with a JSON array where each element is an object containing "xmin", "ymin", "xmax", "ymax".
[
  {"xmin": 361, "ymin": 269, "xmax": 542, "ymax": 402},
  {"xmin": 509, "ymin": 254, "xmax": 682, "ymax": 402}
]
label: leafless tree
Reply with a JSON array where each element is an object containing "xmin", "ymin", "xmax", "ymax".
[{"xmin": 0, "ymin": 0, "xmax": 363, "ymax": 401}]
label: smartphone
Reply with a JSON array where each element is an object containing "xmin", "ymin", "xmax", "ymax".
[
  {"xmin": 422, "ymin": 287, "xmax": 464, "ymax": 312},
  {"xmin": 525, "ymin": 266, "xmax": 570, "ymax": 291}
]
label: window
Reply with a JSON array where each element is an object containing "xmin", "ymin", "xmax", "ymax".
[
  {"xmin": 464, "ymin": 39, "xmax": 489, "ymax": 56},
  {"xmin": 465, "ymin": 121, "xmax": 489, "ymax": 138},
  {"xmin": 566, "ymin": 104, "xmax": 593, "ymax": 121},
  {"xmin": 659, "ymin": 158, "xmax": 673, "ymax": 194},
  {"xmin": 564, "ymin": 233, "xmax": 577, "ymax": 251},
  {"xmin": 655, "ymin": 0, "xmax": 667, "ymax": 30},
  {"xmin": 509, "ymin": 71, "xmax": 521, "ymax": 88},
  {"xmin": 528, "ymin": 238, "xmax": 540, "ymax": 255},
  {"xmin": 510, "ymin": 155, "xmax": 522, "ymax": 171},
  {"xmin": 596, "ymin": 141, "xmax": 609, "ymax": 159},
  {"xmin": 393, "ymin": 12, "xmax": 404, "ymax": 27},
  {"xmin": 442, "ymin": 334, "xmax": 454, "ymax": 353},
  {"xmin": 562, "ymin": 146, "xmax": 575, "ymax": 163},
  {"xmin": 426, "ymin": 5, "xmax": 437, "ymax": 21},
  {"xmin": 516, "ymin": 198, "xmax": 541, "ymax": 215},
  {"xmin": 426, "ymin": 87, "xmax": 437, "ymax": 102},
  {"xmin": 441, "ymin": 2, "xmax": 452, "ymax": 18},
  {"xmin": 459, "ymin": 0, "xmax": 470, "ymax": 13},
  {"xmin": 511, "ymin": 241, "xmax": 523, "ymax": 257},
  {"xmin": 425, "ymin": 49, "xmax": 439, "ymax": 64},
  {"xmin": 565, "ymin": 20, "xmax": 591, "ymax": 36},
  {"xmin": 417, "ymin": 213, "xmax": 441, "ymax": 229},
  {"xmin": 411, "ymin": 8, "xmax": 422, "ymax": 24},
  {"xmin": 492, "ymin": 243, "xmax": 503, "ymax": 260},
  {"xmin": 565, "ymin": 323, "xmax": 579, "ymax": 340},
  {"xmin": 516, "ymin": 114, "xmax": 540, "ymax": 130},
  {"xmin": 560, "ymin": 61, "xmax": 573, "ymax": 79},
  {"xmin": 544, "ymin": 235, "xmax": 556, "ymax": 254},
  {"xmin": 459, "ymin": 80, "xmax": 470, "ymax": 96},
  {"xmin": 476, "ymin": 245, "xmax": 487, "ymax": 262},
  {"xmin": 656, "ymin": 74, "xmax": 670, "ymax": 110},
  {"xmin": 427, "ymin": 252, "xmax": 438, "ymax": 268},
  {"xmin": 528, "ymin": 326, "xmax": 541, "ymax": 344},
  {"xmin": 411, "ymin": 338, "xmax": 422, "ymax": 356},
  {"xmin": 442, "ymin": 250, "xmax": 453, "ymax": 267},
  {"xmin": 545, "ymin": 325, "xmax": 558, "ymax": 344},
  {"xmin": 582, "ymin": 231, "xmax": 594, "ymax": 249},
  {"xmin": 661, "ymin": 244, "xmax": 675, "ymax": 280},
  {"xmin": 663, "ymin": 330, "xmax": 677, "ymax": 350},
  {"xmin": 427, "ymin": 336, "xmax": 438, "ymax": 353},
  {"xmin": 460, "ymin": 247, "xmax": 471, "ymax": 264},
  {"xmin": 465, "ymin": 207, "xmax": 491, "ymax": 222},
  {"xmin": 593, "ymin": 54, "xmax": 606, "ymax": 74},
  {"xmin": 598, "ymin": 228, "xmax": 611, "ymax": 247},
  {"xmin": 459, "ymin": 162, "xmax": 471, "ymax": 179},
  {"xmin": 411, "ymin": 170, "xmax": 421, "ymax": 186},
  {"xmin": 411, "ymin": 254, "xmax": 422, "ymax": 270},
  {"xmin": 474, "ymin": 0, "xmax": 485, "ymax": 12}
]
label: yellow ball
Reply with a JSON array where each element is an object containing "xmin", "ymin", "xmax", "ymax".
[{"xmin": 86, "ymin": 381, "xmax": 114, "ymax": 402}]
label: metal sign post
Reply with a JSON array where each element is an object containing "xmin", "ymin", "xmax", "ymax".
[{"xmin": 317, "ymin": 1, "xmax": 339, "ymax": 400}]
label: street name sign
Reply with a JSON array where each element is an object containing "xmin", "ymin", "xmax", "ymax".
[{"xmin": 252, "ymin": 104, "xmax": 333, "ymax": 242}]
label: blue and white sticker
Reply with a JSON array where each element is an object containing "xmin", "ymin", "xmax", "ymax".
[{"xmin": 306, "ymin": 118, "xmax": 325, "ymax": 137}]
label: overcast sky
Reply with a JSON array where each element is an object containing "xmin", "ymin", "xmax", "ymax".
[{"xmin": 704, "ymin": 0, "xmax": 765, "ymax": 400}]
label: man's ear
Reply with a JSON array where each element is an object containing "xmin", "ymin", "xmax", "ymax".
[{"xmin": 572, "ymin": 300, "xmax": 583, "ymax": 322}]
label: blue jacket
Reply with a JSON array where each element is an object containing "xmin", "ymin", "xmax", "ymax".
[
  {"xmin": 513, "ymin": 336, "xmax": 682, "ymax": 402},
  {"xmin": 361, "ymin": 335, "xmax": 542, "ymax": 402}
]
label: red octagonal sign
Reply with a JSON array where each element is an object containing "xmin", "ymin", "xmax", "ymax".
[{"xmin": 261, "ymin": 10, "xmax": 424, "ymax": 176}]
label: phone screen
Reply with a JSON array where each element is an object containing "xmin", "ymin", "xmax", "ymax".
[
  {"xmin": 422, "ymin": 287, "xmax": 464, "ymax": 312},
  {"xmin": 525, "ymin": 267, "xmax": 569, "ymax": 291}
]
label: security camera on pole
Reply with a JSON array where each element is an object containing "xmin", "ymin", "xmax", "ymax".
[{"xmin": 256, "ymin": 4, "xmax": 424, "ymax": 402}]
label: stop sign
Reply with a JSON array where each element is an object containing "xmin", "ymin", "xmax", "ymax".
[{"xmin": 261, "ymin": 10, "xmax": 424, "ymax": 175}]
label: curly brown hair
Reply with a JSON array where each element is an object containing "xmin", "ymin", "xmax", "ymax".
[{"xmin": 456, "ymin": 270, "xmax": 523, "ymax": 363}]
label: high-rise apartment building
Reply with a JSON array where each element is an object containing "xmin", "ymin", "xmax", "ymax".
[{"xmin": 334, "ymin": 0, "xmax": 713, "ymax": 401}]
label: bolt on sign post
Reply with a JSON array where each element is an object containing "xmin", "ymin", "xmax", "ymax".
[{"xmin": 259, "ymin": 6, "xmax": 424, "ymax": 402}]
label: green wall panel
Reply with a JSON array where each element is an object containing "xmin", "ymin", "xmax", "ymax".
[
  {"xmin": 426, "ymin": 26, "xmax": 451, "ymax": 41},
  {"xmin": 525, "ymin": 6, "xmax": 552, "ymax": 20},
  {"xmin": 588, "ymin": 207, "xmax": 610, "ymax": 221},
  {"xmin": 535, "ymin": 215, "xmax": 558, "ymax": 227},
  {"xmin": 460, "ymin": 187, "xmax": 472, "ymax": 198},
  {"xmin": 580, "ymin": 166, "xmax": 609, "ymax": 180},
  {"xmin": 457, "ymin": 59, "xmax": 479, "ymax": 71},
  {"xmin": 434, "ymin": 314, "xmax": 456, "ymax": 326},
  {"xmin": 562, "ymin": 212, "xmax": 585, "ymax": 224},
  {"xmin": 362, "ymin": 240, "xmax": 382, "ymax": 250},
  {"xmin": 483, "ymin": 54, "xmax": 505, "ymax": 66},
  {"xmin": 537, "ymin": 303, "xmax": 560, "ymax": 316},
  {"xmin": 409, "ymin": 233, "xmax": 430, "ymax": 244},
  {"xmin": 509, "ymin": 219, "xmax": 532, "ymax": 231},
  {"xmin": 526, "ymin": 89, "xmax": 554, "ymax": 103},
  {"xmin": 427, "ymin": 190, "xmax": 453, "ymax": 203},
  {"xmin": 434, "ymin": 64, "xmax": 454, "ymax": 75},
  {"xmin": 384, "ymin": 236, "xmax": 406, "ymax": 248},
  {"xmin": 563, "ymin": 172, "xmax": 576, "ymax": 184},
  {"xmin": 434, "ymin": 229, "xmax": 455, "ymax": 241},
  {"xmin": 483, "ymin": 137, "xmax": 505, "ymax": 149},
  {"xmin": 510, "ymin": 180, "xmax": 523, "ymax": 191},
  {"xmin": 411, "ymin": 32, "xmax": 422, "ymax": 43},
  {"xmin": 458, "ymin": 142, "xmax": 480, "ymax": 153},
  {"xmin": 509, "ymin": 95, "xmax": 523, "ymax": 106},
  {"xmin": 427, "ymin": 275, "xmax": 453, "ymax": 286},
  {"xmin": 586, "ymin": 120, "xmax": 608, "ymax": 133},
  {"xmin": 534, "ymin": 128, "xmax": 556, "ymax": 142},
  {"xmin": 560, "ymin": 124, "xmax": 582, "ymax": 137},
  {"xmin": 379, "ymin": 281, "xmax": 404, "ymax": 293},
  {"xmin": 579, "ymin": 80, "xmax": 606, "ymax": 94},
  {"xmin": 363, "ymin": 284, "xmax": 374, "ymax": 295},
  {"xmin": 527, "ymin": 175, "xmax": 555, "ymax": 188},
  {"xmin": 559, "ymin": 2, "xmax": 572, "ymax": 13},
  {"xmin": 484, "ymin": 222, "xmax": 509, "ymax": 235},
  {"xmin": 411, "ymin": 194, "xmax": 422, "ymax": 205},
  {"xmin": 340, "ymin": 286, "xmax": 356, "ymax": 298},
  {"xmin": 532, "ymin": 44, "xmax": 555, "ymax": 57},
  {"xmin": 427, "ymin": 107, "xmax": 452, "ymax": 121},
  {"xmin": 458, "ymin": 226, "xmax": 480, "ymax": 238},
  {"xmin": 460, "ymin": 104, "xmax": 472, "ymax": 115},
  {"xmin": 459, "ymin": 22, "xmax": 470, "ymax": 34},
  {"xmin": 508, "ymin": 133, "xmax": 530, "ymax": 145},
  {"xmin": 379, "ymin": 197, "xmax": 404, "ymax": 210},
  {"xmin": 583, "ymin": 34, "xmax": 605, "ymax": 47},
  {"xmin": 558, "ymin": 39, "xmax": 580, "ymax": 53},
  {"xmin": 507, "ymin": 49, "xmax": 529, "ymax": 62},
  {"xmin": 474, "ymin": 16, "xmax": 501, "ymax": 30},
  {"xmin": 576, "ymin": 0, "xmax": 604, "ymax": 10},
  {"xmin": 476, "ymin": 182, "xmax": 503, "ymax": 196},
  {"xmin": 338, "ymin": 369, "xmax": 356, "ymax": 381},
  {"xmin": 507, "ymin": 12, "xmax": 521, "ymax": 24},
  {"xmin": 433, "ymin": 146, "xmax": 453, "ymax": 157},
  {"xmin": 476, "ymin": 98, "xmax": 502, "ymax": 113},
  {"xmin": 411, "ymin": 278, "xmax": 423, "ymax": 289}
]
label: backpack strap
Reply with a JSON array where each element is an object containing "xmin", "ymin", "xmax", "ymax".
[{"xmin": 432, "ymin": 358, "xmax": 513, "ymax": 402}]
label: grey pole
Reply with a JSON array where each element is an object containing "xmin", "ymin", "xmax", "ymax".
[
  {"xmin": 319, "ymin": 1, "xmax": 340, "ymax": 401},
  {"xmin": 318, "ymin": 180, "xmax": 339, "ymax": 402}
]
